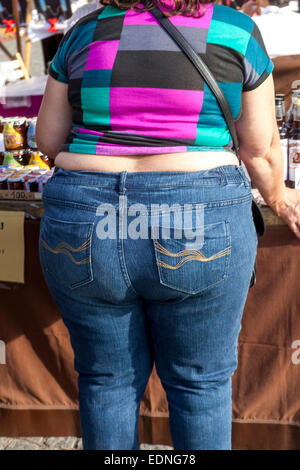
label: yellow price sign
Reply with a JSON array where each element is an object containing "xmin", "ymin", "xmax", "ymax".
[{"xmin": 0, "ymin": 211, "xmax": 24, "ymax": 283}]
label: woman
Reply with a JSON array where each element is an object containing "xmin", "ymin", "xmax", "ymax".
[{"xmin": 36, "ymin": 0, "xmax": 300, "ymax": 450}]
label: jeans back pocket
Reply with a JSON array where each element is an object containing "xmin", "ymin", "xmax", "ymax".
[
  {"xmin": 152, "ymin": 220, "xmax": 231, "ymax": 295},
  {"xmin": 39, "ymin": 215, "xmax": 94, "ymax": 290}
]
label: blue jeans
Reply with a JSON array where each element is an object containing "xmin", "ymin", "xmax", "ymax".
[{"xmin": 39, "ymin": 165, "xmax": 257, "ymax": 450}]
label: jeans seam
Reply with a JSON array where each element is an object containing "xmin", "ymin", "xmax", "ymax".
[
  {"xmin": 203, "ymin": 194, "xmax": 252, "ymax": 208},
  {"xmin": 47, "ymin": 181, "xmax": 224, "ymax": 189},
  {"xmin": 117, "ymin": 174, "xmax": 139, "ymax": 295},
  {"xmin": 43, "ymin": 193, "xmax": 252, "ymax": 213},
  {"xmin": 42, "ymin": 196, "xmax": 98, "ymax": 212},
  {"xmin": 117, "ymin": 238, "xmax": 138, "ymax": 295}
]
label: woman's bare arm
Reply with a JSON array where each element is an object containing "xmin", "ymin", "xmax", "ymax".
[
  {"xmin": 235, "ymin": 74, "xmax": 300, "ymax": 238},
  {"xmin": 36, "ymin": 76, "xmax": 72, "ymax": 159}
]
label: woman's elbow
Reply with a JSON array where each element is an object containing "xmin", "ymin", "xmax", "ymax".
[
  {"xmin": 36, "ymin": 140, "xmax": 53, "ymax": 159},
  {"xmin": 238, "ymin": 127, "xmax": 279, "ymax": 162},
  {"xmin": 36, "ymin": 128, "xmax": 57, "ymax": 159},
  {"xmin": 239, "ymin": 143, "xmax": 272, "ymax": 162}
]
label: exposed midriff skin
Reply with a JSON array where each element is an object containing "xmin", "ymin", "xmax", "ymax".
[{"xmin": 54, "ymin": 150, "xmax": 239, "ymax": 172}]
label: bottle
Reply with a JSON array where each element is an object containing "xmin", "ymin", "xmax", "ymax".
[
  {"xmin": 287, "ymin": 96, "xmax": 300, "ymax": 189},
  {"xmin": 27, "ymin": 118, "xmax": 38, "ymax": 149},
  {"xmin": 0, "ymin": 117, "xmax": 4, "ymax": 159},
  {"xmin": 275, "ymin": 97, "xmax": 288, "ymax": 183},
  {"xmin": 286, "ymin": 90, "xmax": 300, "ymax": 134},
  {"xmin": 286, "ymin": 91, "xmax": 300, "ymax": 185},
  {"xmin": 275, "ymin": 94, "xmax": 286, "ymax": 123}
]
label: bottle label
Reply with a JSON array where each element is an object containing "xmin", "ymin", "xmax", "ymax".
[
  {"xmin": 280, "ymin": 138, "xmax": 288, "ymax": 181},
  {"xmin": 288, "ymin": 139, "xmax": 300, "ymax": 182}
]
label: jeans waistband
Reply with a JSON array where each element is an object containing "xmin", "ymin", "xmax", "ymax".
[{"xmin": 51, "ymin": 165, "xmax": 249, "ymax": 192}]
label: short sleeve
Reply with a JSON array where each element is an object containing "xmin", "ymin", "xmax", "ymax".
[
  {"xmin": 242, "ymin": 22, "xmax": 274, "ymax": 92},
  {"xmin": 48, "ymin": 36, "xmax": 69, "ymax": 84}
]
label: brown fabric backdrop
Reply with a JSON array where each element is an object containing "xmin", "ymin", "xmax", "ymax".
[{"xmin": 0, "ymin": 219, "xmax": 300, "ymax": 449}]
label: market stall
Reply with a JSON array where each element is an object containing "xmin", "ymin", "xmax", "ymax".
[
  {"xmin": 0, "ymin": 208, "xmax": 299, "ymax": 450},
  {"xmin": 0, "ymin": 0, "xmax": 300, "ymax": 451},
  {"xmin": 0, "ymin": 1, "xmax": 85, "ymax": 77}
]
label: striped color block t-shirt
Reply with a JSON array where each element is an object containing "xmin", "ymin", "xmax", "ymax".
[{"xmin": 49, "ymin": 2, "xmax": 274, "ymax": 156}]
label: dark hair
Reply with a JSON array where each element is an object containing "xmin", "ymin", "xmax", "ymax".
[{"xmin": 100, "ymin": 0, "xmax": 211, "ymax": 17}]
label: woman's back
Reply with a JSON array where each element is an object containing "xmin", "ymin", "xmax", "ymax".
[{"xmin": 48, "ymin": 2, "xmax": 273, "ymax": 157}]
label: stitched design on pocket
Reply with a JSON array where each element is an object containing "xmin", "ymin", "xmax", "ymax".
[
  {"xmin": 39, "ymin": 216, "xmax": 94, "ymax": 290},
  {"xmin": 152, "ymin": 220, "xmax": 231, "ymax": 294},
  {"xmin": 41, "ymin": 236, "xmax": 91, "ymax": 265},
  {"xmin": 153, "ymin": 239, "xmax": 231, "ymax": 270}
]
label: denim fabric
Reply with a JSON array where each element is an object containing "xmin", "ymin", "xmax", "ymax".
[{"xmin": 39, "ymin": 165, "xmax": 257, "ymax": 450}]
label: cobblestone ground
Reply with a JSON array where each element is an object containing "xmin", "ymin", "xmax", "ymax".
[{"xmin": 0, "ymin": 437, "xmax": 173, "ymax": 450}]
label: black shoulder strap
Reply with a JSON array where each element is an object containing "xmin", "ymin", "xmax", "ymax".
[{"xmin": 151, "ymin": 6, "xmax": 241, "ymax": 163}]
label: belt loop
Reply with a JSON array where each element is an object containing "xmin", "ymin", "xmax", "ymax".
[{"xmin": 119, "ymin": 171, "xmax": 127, "ymax": 196}]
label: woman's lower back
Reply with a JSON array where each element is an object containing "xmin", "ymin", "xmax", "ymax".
[{"xmin": 54, "ymin": 150, "xmax": 239, "ymax": 172}]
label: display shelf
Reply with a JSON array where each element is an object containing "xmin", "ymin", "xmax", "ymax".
[
  {"xmin": 261, "ymin": 206, "xmax": 286, "ymax": 226},
  {"xmin": 0, "ymin": 199, "xmax": 43, "ymax": 218}
]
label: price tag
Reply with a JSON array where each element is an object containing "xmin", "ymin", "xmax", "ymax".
[
  {"xmin": 0, "ymin": 211, "xmax": 24, "ymax": 283},
  {"xmin": 0, "ymin": 190, "xmax": 42, "ymax": 200}
]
